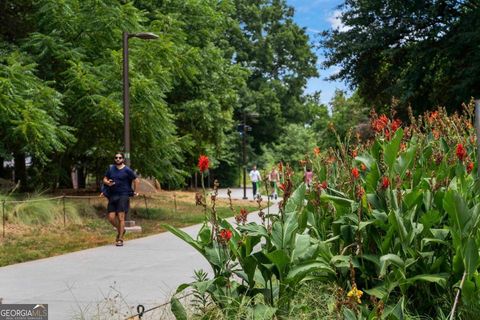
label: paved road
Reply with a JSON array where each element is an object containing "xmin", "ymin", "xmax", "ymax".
[{"xmin": 0, "ymin": 189, "xmax": 278, "ymax": 320}]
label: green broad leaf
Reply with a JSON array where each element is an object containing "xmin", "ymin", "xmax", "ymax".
[
  {"xmin": 286, "ymin": 261, "xmax": 334, "ymax": 283},
  {"xmin": 403, "ymin": 189, "xmax": 422, "ymax": 209},
  {"xmin": 364, "ymin": 285, "xmax": 388, "ymax": 299},
  {"xmin": 239, "ymin": 256, "xmax": 258, "ymax": 286},
  {"xmin": 170, "ymin": 297, "xmax": 188, "ymax": 320},
  {"xmin": 250, "ymin": 304, "xmax": 277, "ymax": 320},
  {"xmin": 192, "ymin": 279, "xmax": 215, "ymax": 295},
  {"xmin": 403, "ymin": 274, "xmax": 448, "ymax": 287},
  {"xmin": 383, "ymin": 296, "xmax": 405, "ymax": 320},
  {"xmin": 292, "ymin": 234, "xmax": 317, "ymax": 263},
  {"xmin": 343, "ymin": 307, "xmax": 358, "ymax": 320},
  {"xmin": 175, "ymin": 283, "xmax": 190, "ymax": 294},
  {"xmin": 163, "ymin": 224, "xmax": 204, "ymax": 254},
  {"xmin": 360, "ymin": 254, "xmax": 381, "ymax": 268},
  {"xmin": 271, "ymin": 212, "xmax": 298, "ymax": 250},
  {"xmin": 394, "ymin": 140, "xmax": 417, "ymax": 178},
  {"xmin": 358, "ymin": 220, "xmax": 375, "ymax": 230},
  {"xmin": 266, "ymin": 249, "xmax": 290, "ymax": 275},
  {"xmin": 443, "ymin": 190, "xmax": 470, "ymax": 236},
  {"xmin": 285, "ymin": 183, "xmax": 306, "ymax": 213},
  {"xmin": 384, "ymin": 128, "xmax": 403, "ymax": 173},
  {"xmin": 372, "ymin": 210, "xmax": 388, "ymax": 223},
  {"xmin": 238, "ymin": 222, "xmax": 269, "ymax": 238},
  {"xmin": 365, "ymin": 161, "xmax": 381, "ymax": 192},
  {"xmin": 421, "ymin": 238, "xmax": 449, "ymax": 247},
  {"xmin": 198, "ymin": 223, "xmax": 211, "ymax": 244},
  {"xmin": 355, "ymin": 155, "xmax": 375, "ymax": 169},
  {"xmin": 464, "ymin": 238, "xmax": 479, "ymax": 277},
  {"xmin": 379, "ymin": 254, "xmax": 404, "ymax": 278},
  {"xmin": 390, "ymin": 210, "xmax": 408, "ymax": 244},
  {"xmin": 331, "ymin": 255, "xmax": 360, "ymax": 268},
  {"xmin": 440, "ymin": 138, "xmax": 450, "ymax": 153},
  {"xmin": 372, "ymin": 139, "xmax": 383, "ymax": 163},
  {"xmin": 320, "ymin": 193, "xmax": 354, "ymax": 207},
  {"xmin": 205, "ymin": 245, "xmax": 228, "ymax": 268}
]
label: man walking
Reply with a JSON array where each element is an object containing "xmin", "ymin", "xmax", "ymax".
[
  {"xmin": 103, "ymin": 152, "xmax": 139, "ymax": 246},
  {"xmin": 249, "ymin": 164, "xmax": 262, "ymax": 199}
]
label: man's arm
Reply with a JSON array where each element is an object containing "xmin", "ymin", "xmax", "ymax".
[
  {"xmin": 103, "ymin": 176, "xmax": 114, "ymax": 186},
  {"xmin": 133, "ymin": 178, "xmax": 140, "ymax": 195}
]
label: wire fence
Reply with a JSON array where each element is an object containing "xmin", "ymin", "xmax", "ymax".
[{"xmin": 0, "ymin": 192, "xmax": 180, "ymax": 238}]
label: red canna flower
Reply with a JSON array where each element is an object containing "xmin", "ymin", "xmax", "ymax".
[
  {"xmin": 428, "ymin": 111, "xmax": 438, "ymax": 124},
  {"xmin": 313, "ymin": 147, "xmax": 321, "ymax": 157},
  {"xmin": 235, "ymin": 208, "xmax": 248, "ymax": 224},
  {"xmin": 381, "ymin": 176, "xmax": 390, "ymax": 189},
  {"xmin": 198, "ymin": 155, "xmax": 209, "ymax": 172},
  {"xmin": 279, "ymin": 183, "xmax": 286, "ymax": 192},
  {"xmin": 391, "ymin": 119, "xmax": 402, "ymax": 133},
  {"xmin": 351, "ymin": 149, "xmax": 358, "ymax": 158},
  {"xmin": 219, "ymin": 229, "xmax": 232, "ymax": 242},
  {"xmin": 467, "ymin": 162, "xmax": 474, "ymax": 174},
  {"xmin": 351, "ymin": 167, "xmax": 360, "ymax": 179},
  {"xmin": 321, "ymin": 181, "xmax": 328, "ymax": 189},
  {"xmin": 372, "ymin": 115, "xmax": 389, "ymax": 132},
  {"xmin": 360, "ymin": 163, "xmax": 367, "ymax": 171},
  {"xmin": 456, "ymin": 144, "xmax": 467, "ymax": 161}
]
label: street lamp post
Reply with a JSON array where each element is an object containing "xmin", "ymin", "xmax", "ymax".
[
  {"xmin": 242, "ymin": 112, "xmax": 247, "ymax": 199},
  {"xmin": 123, "ymin": 31, "xmax": 159, "ymax": 166}
]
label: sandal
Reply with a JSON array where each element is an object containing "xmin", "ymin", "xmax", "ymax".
[{"xmin": 115, "ymin": 239, "xmax": 124, "ymax": 246}]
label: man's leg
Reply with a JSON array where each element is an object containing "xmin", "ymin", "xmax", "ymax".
[
  {"xmin": 107, "ymin": 212, "xmax": 118, "ymax": 229},
  {"xmin": 252, "ymin": 182, "xmax": 256, "ymax": 198},
  {"xmin": 117, "ymin": 212, "xmax": 125, "ymax": 240}
]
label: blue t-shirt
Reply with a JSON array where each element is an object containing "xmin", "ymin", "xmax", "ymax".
[{"xmin": 104, "ymin": 165, "xmax": 137, "ymax": 197}]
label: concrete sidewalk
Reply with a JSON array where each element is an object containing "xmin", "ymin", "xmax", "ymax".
[{"xmin": 0, "ymin": 189, "xmax": 278, "ymax": 320}]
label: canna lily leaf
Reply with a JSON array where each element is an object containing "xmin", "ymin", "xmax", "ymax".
[
  {"xmin": 379, "ymin": 254, "xmax": 404, "ymax": 277},
  {"xmin": 384, "ymin": 128, "xmax": 403, "ymax": 173}
]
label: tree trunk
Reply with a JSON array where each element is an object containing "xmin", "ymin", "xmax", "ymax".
[
  {"xmin": 0, "ymin": 157, "xmax": 5, "ymax": 179},
  {"xmin": 14, "ymin": 152, "xmax": 27, "ymax": 190},
  {"xmin": 77, "ymin": 164, "xmax": 86, "ymax": 189}
]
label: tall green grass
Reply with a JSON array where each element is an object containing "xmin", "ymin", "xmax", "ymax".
[{"xmin": 3, "ymin": 196, "xmax": 83, "ymax": 225}]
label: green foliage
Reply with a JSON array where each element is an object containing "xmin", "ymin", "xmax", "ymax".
[
  {"xmin": 170, "ymin": 108, "xmax": 480, "ymax": 318},
  {"xmin": 321, "ymin": 0, "xmax": 480, "ymax": 113},
  {"xmin": 230, "ymin": 0, "xmax": 318, "ymax": 152},
  {"xmin": 259, "ymin": 123, "xmax": 317, "ymax": 169}
]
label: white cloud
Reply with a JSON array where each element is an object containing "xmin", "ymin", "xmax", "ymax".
[{"xmin": 327, "ymin": 10, "xmax": 351, "ymax": 32}]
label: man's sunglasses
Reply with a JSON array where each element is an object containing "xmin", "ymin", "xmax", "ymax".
[{"xmin": 115, "ymin": 156, "xmax": 123, "ymax": 160}]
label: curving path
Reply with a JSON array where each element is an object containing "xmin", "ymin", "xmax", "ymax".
[{"xmin": 0, "ymin": 188, "xmax": 279, "ymax": 320}]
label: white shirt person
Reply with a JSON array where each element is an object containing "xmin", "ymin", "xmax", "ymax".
[{"xmin": 249, "ymin": 165, "xmax": 262, "ymax": 198}]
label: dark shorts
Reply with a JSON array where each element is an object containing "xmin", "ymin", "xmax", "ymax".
[{"xmin": 107, "ymin": 195, "xmax": 130, "ymax": 214}]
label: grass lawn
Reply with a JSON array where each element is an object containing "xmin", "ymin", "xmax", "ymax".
[{"xmin": 0, "ymin": 190, "xmax": 259, "ymax": 267}]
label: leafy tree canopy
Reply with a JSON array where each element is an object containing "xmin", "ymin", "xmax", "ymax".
[{"xmin": 321, "ymin": 0, "xmax": 480, "ymax": 114}]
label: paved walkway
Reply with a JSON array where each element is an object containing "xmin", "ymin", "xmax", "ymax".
[{"xmin": 0, "ymin": 189, "xmax": 279, "ymax": 320}]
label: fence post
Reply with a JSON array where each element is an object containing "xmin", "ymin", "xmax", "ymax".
[
  {"xmin": 62, "ymin": 194, "xmax": 66, "ymax": 227},
  {"xmin": 2, "ymin": 200, "xmax": 5, "ymax": 238},
  {"xmin": 173, "ymin": 192, "xmax": 177, "ymax": 214},
  {"xmin": 475, "ymin": 100, "xmax": 480, "ymax": 177}
]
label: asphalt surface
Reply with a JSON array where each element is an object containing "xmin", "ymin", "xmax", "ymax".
[{"xmin": 0, "ymin": 188, "xmax": 279, "ymax": 320}]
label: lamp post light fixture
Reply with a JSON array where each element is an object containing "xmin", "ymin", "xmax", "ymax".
[{"xmin": 123, "ymin": 31, "xmax": 159, "ymax": 166}]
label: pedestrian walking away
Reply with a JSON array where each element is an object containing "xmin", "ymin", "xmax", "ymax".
[
  {"xmin": 249, "ymin": 164, "xmax": 262, "ymax": 199},
  {"xmin": 103, "ymin": 152, "xmax": 140, "ymax": 246},
  {"xmin": 304, "ymin": 167, "xmax": 313, "ymax": 190},
  {"xmin": 268, "ymin": 166, "xmax": 279, "ymax": 199}
]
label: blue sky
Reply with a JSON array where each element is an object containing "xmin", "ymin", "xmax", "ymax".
[{"xmin": 286, "ymin": 0, "xmax": 349, "ymax": 104}]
